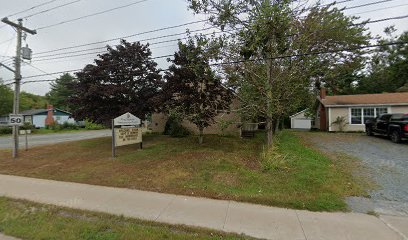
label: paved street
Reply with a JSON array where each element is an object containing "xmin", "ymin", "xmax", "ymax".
[
  {"xmin": 0, "ymin": 174, "xmax": 407, "ymax": 240},
  {"xmin": 0, "ymin": 234, "xmax": 19, "ymax": 240},
  {"xmin": 302, "ymin": 132, "xmax": 408, "ymax": 217},
  {"xmin": 0, "ymin": 130, "xmax": 111, "ymax": 149}
]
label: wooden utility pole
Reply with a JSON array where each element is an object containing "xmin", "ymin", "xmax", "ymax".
[{"xmin": 1, "ymin": 17, "xmax": 36, "ymax": 158}]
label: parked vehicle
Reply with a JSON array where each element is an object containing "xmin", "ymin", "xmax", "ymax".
[{"xmin": 365, "ymin": 113, "xmax": 408, "ymax": 143}]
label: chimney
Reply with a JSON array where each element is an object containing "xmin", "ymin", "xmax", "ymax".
[
  {"xmin": 45, "ymin": 105, "xmax": 55, "ymax": 126},
  {"xmin": 320, "ymin": 88, "xmax": 327, "ymax": 99}
]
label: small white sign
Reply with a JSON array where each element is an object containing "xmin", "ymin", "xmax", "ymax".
[
  {"xmin": 9, "ymin": 114, "xmax": 24, "ymax": 126},
  {"xmin": 113, "ymin": 112, "xmax": 141, "ymax": 126}
]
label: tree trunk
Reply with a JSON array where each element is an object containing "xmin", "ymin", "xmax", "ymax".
[
  {"xmin": 280, "ymin": 118, "xmax": 284, "ymax": 130},
  {"xmin": 266, "ymin": 116, "xmax": 273, "ymax": 146},
  {"xmin": 198, "ymin": 127, "xmax": 204, "ymax": 144},
  {"xmin": 274, "ymin": 118, "xmax": 280, "ymax": 134},
  {"xmin": 266, "ymin": 56, "xmax": 274, "ymax": 147}
]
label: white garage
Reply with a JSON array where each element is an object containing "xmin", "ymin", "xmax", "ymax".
[{"xmin": 290, "ymin": 109, "xmax": 312, "ymax": 130}]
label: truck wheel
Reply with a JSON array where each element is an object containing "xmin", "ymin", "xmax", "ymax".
[
  {"xmin": 390, "ymin": 130, "xmax": 402, "ymax": 143},
  {"xmin": 366, "ymin": 127, "xmax": 374, "ymax": 136}
]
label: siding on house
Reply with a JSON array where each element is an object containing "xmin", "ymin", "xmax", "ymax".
[
  {"xmin": 152, "ymin": 99, "xmax": 241, "ymax": 135},
  {"xmin": 328, "ymin": 105, "xmax": 408, "ymax": 132},
  {"xmin": 290, "ymin": 110, "xmax": 312, "ymax": 129}
]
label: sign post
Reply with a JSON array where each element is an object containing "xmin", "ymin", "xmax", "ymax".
[
  {"xmin": 112, "ymin": 119, "xmax": 116, "ymax": 158},
  {"xmin": 112, "ymin": 112, "xmax": 142, "ymax": 158}
]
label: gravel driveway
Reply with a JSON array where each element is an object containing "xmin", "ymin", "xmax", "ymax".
[{"xmin": 301, "ymin": 132, "xmax": 408, "ymax": 216}]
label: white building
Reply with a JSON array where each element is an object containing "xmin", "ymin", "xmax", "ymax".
[{"xmin": 290, "ymin": 109, "xmax": 312, "ymax": 130}]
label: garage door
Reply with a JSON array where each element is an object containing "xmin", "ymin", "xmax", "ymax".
[{"xmin": 291, "ymin": 119, "xmax": 311, "ymax": 129}]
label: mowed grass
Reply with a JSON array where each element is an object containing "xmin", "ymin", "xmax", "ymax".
[
  {"xmin": 0, "ymin": 131, "xmax": 369, "ymax": 211},
  {"xmin": 0, "ymin": 197, "xmax": 251, "ymax": 240}
]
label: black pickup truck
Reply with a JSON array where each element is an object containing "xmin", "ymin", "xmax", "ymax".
[{"xmin": 365, "ymin": 113, "xmax": 408, "ymax": 143}]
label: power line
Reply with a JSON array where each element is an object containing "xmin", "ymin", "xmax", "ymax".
[
  {"xmin": 352, "ymin": 3, "xmax": 408, "ymax": 15},
  {"xmin": 32, "ymin": 13, "xmax": 408, "ymax": 62},
  {"xmin": 4, "ymin": 40, "xmax": 407, "ymax": 85},
  {"xmin": 342, "ymin": 0, "xmax": 395, "ymax": 11},
  {"xmin": 36, "ymin": 0, "xmax": 152, "ymax": 30},
  {"xmin": 22, "ymin": 0, "xmax": 83, "ymax": 19},
  {"xmin": 33, "ymin": 27, "xmax": 217, "ymax": 60},
  {"xmin": 33, "ymin": 0, "xmax": 398, "ymax": 57},
  {"xmin": 34, "ymin": 20, "xmax": 208, "ymax": 55},
  {"xmin": 0, "ymin": 36, "xmax": 15, "ymax": 45},
  {"xmin": 6, "ymin": 0, "xmax": 60, "ymax": 18}
]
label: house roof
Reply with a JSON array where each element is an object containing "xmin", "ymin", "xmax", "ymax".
[
  {"xmin": 20, "ymin": 108, "xmax": 72, "ymax": 116},
  {"xmin": 290, "ymin": 109, "xmax": 307, "ymax": 118},
  {"xmin": 20, "ymin": 109, "xmax": 47, "ymax": 115},
  {"xmin": 320, "ymin": 92, "xmax": 408, "ymax": 107}
]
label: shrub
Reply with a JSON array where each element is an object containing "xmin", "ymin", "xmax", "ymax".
[
  {"xmin": 0, "ymin": 127, "xmax": 12, "ymax": 135},
  {"xmin": 163, "ymin": 116, "xmax": 190, "ymax": 137},
  {"xmin": 61, "ymin": 122, "xmax": 79, "ymax": 130},
  {"xmin": 20, "ymin": 122, "xmax": 35, "ymax": 130},
  {"xmin": 331, "ymin": 116, "xmax": 348, "ymax": 132},
  {"xmin": 84, "ymin": 119, "xmax": 105, "ymax": 130}
]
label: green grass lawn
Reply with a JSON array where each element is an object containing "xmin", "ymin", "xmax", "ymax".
[
  {"xmin": 0, "ymin": 130, "xmax": 370, "ymax": 211},
  {"xmin": 0, "ymin": 197, "xmax": 250, "ymax": 240}
]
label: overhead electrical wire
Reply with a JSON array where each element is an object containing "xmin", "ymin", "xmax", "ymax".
[
  {"xmin": 3, "ymin": 39, "xmax": 407, "ymax": 85},
  {"xmin": 30, "ymin": 13, "xmax": 408, "ymax": 64},
  {"xmin": 352, "ymin": 3, "xmax": 408, "ymax": 15},
  {"xmin": 0, "ymin": 36, "xmax": 16, "ymax": 46},
  {"xmin": 342, "ymin": 0, "xmax": 396, "ymax": 11},
  {"xmin": 6, "ymin": 0, "xmax": 60, "ymax": 18},
  {"xmin": 3, "ymin": 39, "xmax": 406, "ymax": 87},
  {"xmin": 33, "ymin": 27, "xmax": 217, "ymax": 61},
  {"xmin": 32, "ymin": 0, "xmax": 397, "ymax": 58},
  {"xmin": 34, "ymin": 20, "xmax": 208, "ymax": 55},
  {"xmin": 35, "ymin": 0, "xmax": 151, "ymax": 30},
  {"xmin": 22, "ymin": 0, "xmax": 83, "ymax": 19}
]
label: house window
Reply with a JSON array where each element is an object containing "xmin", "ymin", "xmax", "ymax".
[
  {"xmin": 363, "ymin": 108, "xmax": 375, "ymax": 123},
  {"xmin": 351, "ymin": 108, "xmax": 362, "ymax": 124},
  {"xmin": 376, "ymin": 107, "xmax": 388, "ymax": 117},
  {"xmin": 350, "ymin": 107, "xmax": 389, "ymax": 125}
]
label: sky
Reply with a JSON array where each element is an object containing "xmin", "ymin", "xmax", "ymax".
[{"xmin": 0, "ymin": 0, "xmax": 407, "ymax": 96}]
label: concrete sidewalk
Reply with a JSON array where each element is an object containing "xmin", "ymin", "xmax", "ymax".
[{"xmin": 0, "ymin": 174, "xmax": 406, "ymax": 240}]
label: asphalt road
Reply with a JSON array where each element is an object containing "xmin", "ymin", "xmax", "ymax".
[
  {"xmin": 305, "ymin": 132, "xmax": 408, "ymax": 216},
  {"xmin": 0, "ymin": 130, "xmax": 111, "ymax": 149}
]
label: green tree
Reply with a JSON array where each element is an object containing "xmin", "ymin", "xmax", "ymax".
[
  {"xmin": 189, "ymin": 0, "xmax": 369, "ymax": 146},
  {"xmin": 0, "ymin": 82, "xmax": 13, "ymax": 116},
  {"xmin": 19, "ymin": 92, "xmax": 48, "ymax": 111},
  {"xmin": 357, "ymin": 30, "xmax": 408, "ymax": 93},
  {"xmin": 162, "ymin": 37, "xmax": 233, "ymax": 144},
  {"xmin": 70, "ymin": 40, "xmax": 162, "ymax": 125},
  {"xmin": 46, "ymin": 73, "xmax": 76, "ymax": 111}
]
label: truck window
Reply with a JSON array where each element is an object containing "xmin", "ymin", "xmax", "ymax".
[{"xmin": 380, "ymin": 114, "xmax": 391, "ymax": 121}]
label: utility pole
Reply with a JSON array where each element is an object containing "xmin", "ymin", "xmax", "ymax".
[{"xmin": 1, "ymin": 17, "xmax": 36, "ymax": 158}]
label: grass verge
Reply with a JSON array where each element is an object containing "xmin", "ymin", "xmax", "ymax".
[
  {"xmin": 0, "ymin": 131, "xmax": 369, "ymax": 211},
  {"xmin": 0, "ymin": 197, "xmax": 250, "ymax": 240}
]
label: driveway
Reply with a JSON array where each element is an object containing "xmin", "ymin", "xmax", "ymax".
[
  {"xmin": 301, "ymin": 132, "xmax": 408, "ymax": 216},
  {"xmin": 0, "ymin": 130, "xmax": 111, "ymax": 149}
]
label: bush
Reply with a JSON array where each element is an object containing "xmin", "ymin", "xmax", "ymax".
[
  {"xmin": 45, "ymin": 122, "xmax": 61, "ymax": 131},
  {"xmin": 84, "ymin": 119, "xmax": 105, "ymax": 130},
  {"xmin": 0, "ymin": 127, "xmax": 12, "ymax": 135},
  {"xmin": 163, "ymin": 117, "xmax": 190, "ymax": 137},
  {"xmin": 61, "ymin": 122, "xmax": 79, "ymax": 130},
  {"xmin": 20, "ymin": 122, "xmax": 35, "ymax": 130}
]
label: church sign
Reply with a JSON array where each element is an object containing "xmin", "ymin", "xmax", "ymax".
[{"xmin": 111, "ymin": 112, "xmax": 142, "ymax": 158}]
